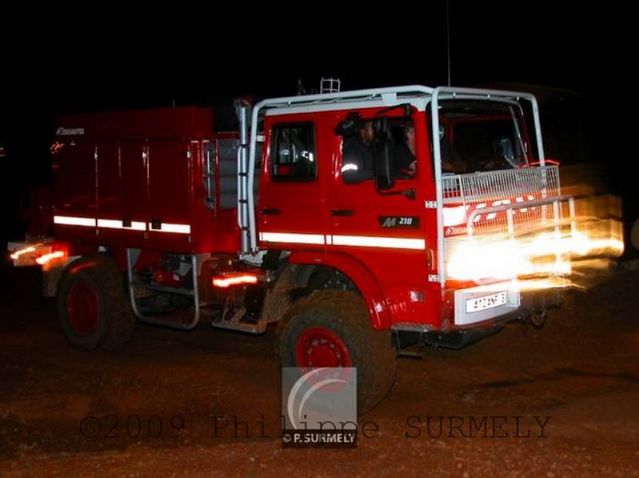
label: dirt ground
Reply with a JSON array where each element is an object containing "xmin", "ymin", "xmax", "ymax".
[{"xmin": 1, "ymin": 265, "xmax": 638, "ymax": 477}]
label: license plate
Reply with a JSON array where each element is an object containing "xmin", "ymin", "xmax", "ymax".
[{"xmin": 465, "ymin": 291, "xmax": 508, "ymax": 313}]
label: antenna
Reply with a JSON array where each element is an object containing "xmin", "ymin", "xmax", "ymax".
[
  {"xmin": 446, "ymin": 0, "xmax": 451, "ymax": 86},
  {"xmin": 296, "ymin": 79, "xmax": 307, "ymax": 96}
]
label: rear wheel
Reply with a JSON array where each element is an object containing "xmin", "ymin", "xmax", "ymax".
[
  {"xmin": 58, "ymin": 257, "xmax": 135, "ymax": 350},
  {"xmin": 278, "ymin": 290, "xmax": 396, "ymax": 413}
]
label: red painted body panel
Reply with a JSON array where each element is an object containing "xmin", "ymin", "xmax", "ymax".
[
  {"xmin": 56, "ymin": 108, "xmax": 215, "ymax": 140},
  {"xmin": 52, "ymin": 107, "xmax": 240, "ymax": 258}
]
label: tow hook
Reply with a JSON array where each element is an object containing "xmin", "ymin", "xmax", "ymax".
[
  {"xmin": 530, "ymin": 310, "xmax": 547, "ymax": 329},
  {"xmin": 519, "ymin": 306, "xmax": 546, "ymax": 329}
]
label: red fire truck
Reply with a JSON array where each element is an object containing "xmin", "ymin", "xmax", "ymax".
[{"xmin": 8, "ymin": 84, "xmax": 575, "ymax": 410}]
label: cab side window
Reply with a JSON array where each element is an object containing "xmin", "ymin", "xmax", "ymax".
[{"xmin": 271, "ymin": 123, "xmax": 316, "ymax": 181}]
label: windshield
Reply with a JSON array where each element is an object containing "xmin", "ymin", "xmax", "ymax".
[{"xmin": 438, "ymin": 100, "xmax": 531, "ymax": 173}]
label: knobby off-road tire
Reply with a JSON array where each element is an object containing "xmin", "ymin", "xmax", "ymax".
[
  {"xmin": 278, "ymin": 290, "xmax": 396, "ymax": 413},
  {"xmin": 57, "ymin": 257, "xmax": 135, "ymax": 350}
]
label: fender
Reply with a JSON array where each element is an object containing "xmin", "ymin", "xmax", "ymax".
[
  {"xmin": 289, "ymin": 250, "xmax": 391, "ymax": 330},
  {"xmin": 53, "ymin": 254, "xmax": 113, "ymax": 297}
]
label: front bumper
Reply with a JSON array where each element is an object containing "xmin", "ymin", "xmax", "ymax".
[
  {"xmin": 392, "ymin": 278, "xmax": 568, "ymax": 351},
  {"xmin": 453, "ymin": 277, "xmax": 570, "ymax": 327}
]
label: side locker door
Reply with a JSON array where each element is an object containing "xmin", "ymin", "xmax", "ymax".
[
  {"xmin": 51, "ymin": 138, "xmax": 99, "ymax": 245},
  {"xmin": 120, "ymin": 140, "xmax": 149, "ymax": 241},
  {"xmin": 257, "ymin": 114, "xmax": 327, "ymax": 250},
  {"xmin": 95, "ymin": 140, "xmax": 122, "ymax": 222},
  {"xmin": 53, "ymin": 140, "xmax": 96, "ymax": 219},
  {"xmin": 146, "ymin": 138, "xmax": 193, "ymax": 247}
]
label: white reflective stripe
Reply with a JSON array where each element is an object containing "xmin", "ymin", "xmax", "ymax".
[
  {"xmin": 126, "ymin": 221, "xmax": 147, "ymax": 231},
  {"xmin": 260, "ymin": 231, "xmax": 425, "ymax": 250},
  {"xmin": 332, "ymin": 235, "xmax": 425, "ymax": 250},
  {"xmin": 54, "ymin": 216, "xmax": 96, "ymax": 227},
  {"xmin": 55, "ymin": 215, "xmax": 187, "ymax": 233},
  {"xmin": 148, "ymin": 223, "xmax": 191, "ymax": 234},
  {"xmin": 260, "ymin": 232, "xmax": 325, "ymax": 245},
  {"xmin": 97, "ymin": 219, "xmax": 122, "ymax": 229},
  {"xmin": 97, "ymin": 219, "xmax": 146, "ymax": 231}
]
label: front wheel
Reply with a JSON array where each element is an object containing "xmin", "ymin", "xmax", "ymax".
[{"xmin": 278, "ymin": 290, "xmax": 396, "ymax": 413}]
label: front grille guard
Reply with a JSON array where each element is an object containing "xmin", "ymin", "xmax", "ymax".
[
  {"xmin": 438, "ymin": 166, "xmax": 575, "ymax": 284},
  {"xmin": 465, "ymin": 194, "xmax": 576, "ymax": 240},
  {"xmin": 453, "ymin": 195, "xmax": 577, "ymax": 281}
]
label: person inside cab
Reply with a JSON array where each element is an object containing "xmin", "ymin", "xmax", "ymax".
[
  {"xmin": 341, "ymin": 118, "xmax": 375, "ymax": 184},
  {"xmin": 393, "ymin": 123, "xmax": 416, "ymax": 179},
  {"xmin": 440, "ymin": 125, "xmax": 466, "ymax": 174}
]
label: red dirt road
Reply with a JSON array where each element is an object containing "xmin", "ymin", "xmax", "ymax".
[{"xmin": 1, "ymin": 267, "xmax": 638, "ymax": 476}]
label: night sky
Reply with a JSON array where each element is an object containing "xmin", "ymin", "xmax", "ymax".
[
  {"xmin": 0, "ymin": 3, "xmax": 632, "ymax": 242},
  {"xmin": 0, "ymin": 4, "xmax": 616, "ymax": 112}
]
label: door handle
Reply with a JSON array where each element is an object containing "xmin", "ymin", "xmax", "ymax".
[
  {"xmin": 260, "ymin": 208, "xmax": 281, "ymax": 215},
  {"xmin": 330, "ymin": 209, "xmax": 355, "ymax": 217}
]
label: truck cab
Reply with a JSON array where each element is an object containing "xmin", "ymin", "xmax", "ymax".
[{"xmin": 244, "ymin": 86, "xmax": 573, "ymax": 335}]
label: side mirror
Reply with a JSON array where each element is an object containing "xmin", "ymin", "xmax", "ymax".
[
  {"xmin": 374, "ymin": 145, "xmax": 395, "ymax": 191},
  {"xmin": 371, "ymin": 117, "xmax": 395, "ymax": 190}
]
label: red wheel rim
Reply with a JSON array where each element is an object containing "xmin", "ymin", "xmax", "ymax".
[
  {"xmin": 67, "ymin": 281, "xmax": 100, "ymax": 335},
  {"xmin": 295, "ymin": 327, "xmax": 352, "ymax": 368}
]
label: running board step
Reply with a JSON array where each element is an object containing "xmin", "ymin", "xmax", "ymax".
[
  {"xmin": 210, "ymin": 319, "xmax": 267, "ymax": 334},
  {"xmin": 130, "ymin": 281, "xmax": 195, "ymax": 296}
]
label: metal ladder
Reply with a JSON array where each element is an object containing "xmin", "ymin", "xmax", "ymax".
[
  {"xmin": 126, "ymin": 248, "xmax": 201, "ymax": 330},
  {"xmin": 126, "ymin": 248, "xmax": 267, "ymax": 334}
]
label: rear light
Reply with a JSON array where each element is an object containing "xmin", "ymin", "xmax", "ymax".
[
  {"xmin": 10, "ymin": 246, "xmax": 38, "ymax": 261},
  {"xmin": 8, "ymin": 242, "xmax": 68, "ymax": 268},
  {"xmin": 212, "ymin": 272, "xmax": 259, "ymax": 288},
  {"xmin": 36, "ymin": 251, "xmax": 66, "ymax": 266}
]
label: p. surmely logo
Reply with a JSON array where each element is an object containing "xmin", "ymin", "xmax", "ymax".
[
  {"xmin": 286, "ymin": 368, "xmax": 348, "ymax": 430},
  {"xmin": 282, "ymin": 367, "xmax": 357, "ymax": 447}
]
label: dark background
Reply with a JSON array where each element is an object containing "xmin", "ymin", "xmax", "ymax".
[{"xmin": 0, "ymin": 3, "xmax": 632, "ymax": 246}]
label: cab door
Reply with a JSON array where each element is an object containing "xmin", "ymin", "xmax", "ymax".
[
  {"xmin": 257, "ymin": 114, "xmax": 328, "ymax": 250},
  {"xmin": 329, "ymin": 111, "xmax": 425, "ymax": 252},
  {"xmin": 328, "ymin": 110, "xmax": 431, "ymax": 322}
]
